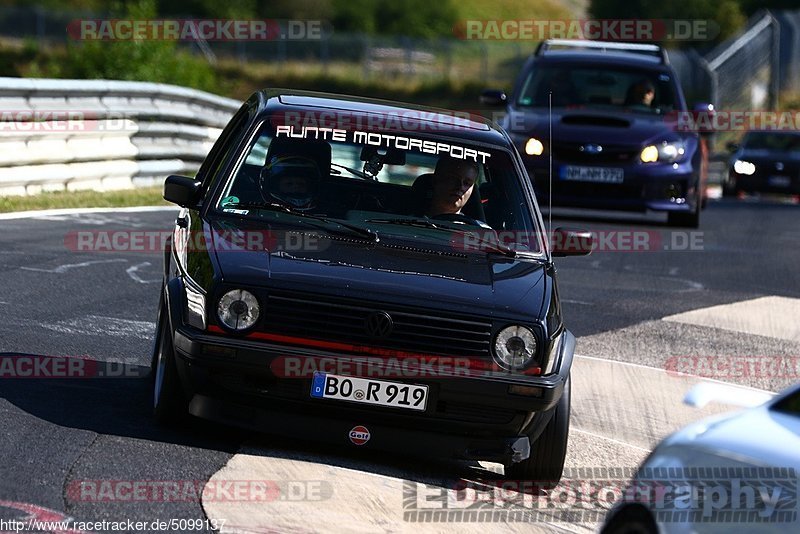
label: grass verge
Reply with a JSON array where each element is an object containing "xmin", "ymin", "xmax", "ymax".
[{"xmin": 0, "ymin": 187, "xmax": 168, "ymax": 213}]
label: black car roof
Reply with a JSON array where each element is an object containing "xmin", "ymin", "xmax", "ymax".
[
  {"xmin": 252, "ymin": 89, "xmax": 511, "ymax": 146},
  {"xmin": 533, "ymin": 50, "xmax": 673, "ymax": 70}
]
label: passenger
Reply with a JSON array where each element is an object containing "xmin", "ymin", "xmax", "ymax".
[
  {"xmin": 626, "ymin": 79, "xmax": 656, "ymax": 108},
  {"xmin": 426, "ymin": 157, "xmax": 479, "ymax": 216}
]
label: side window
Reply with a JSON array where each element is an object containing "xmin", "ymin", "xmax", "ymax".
[{"xmin": 197, "ymin": 104, "xmax": 250, "ymax": 200}]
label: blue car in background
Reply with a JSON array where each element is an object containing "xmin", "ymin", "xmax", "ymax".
[
  {"xmin": 482, "ymin": 39, "xmax": 711, "ymax": 228},
  {"xmin": 725, "ymin": 130, "xmax": 800, "ymax": 197}
]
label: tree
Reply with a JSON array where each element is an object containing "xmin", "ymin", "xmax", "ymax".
[{"xmin": 590, "ymin": 0, "xmax": 746, "ymax": 44}]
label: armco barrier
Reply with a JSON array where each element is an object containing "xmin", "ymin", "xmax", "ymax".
[{"xmin": 0, "ymin": 77, "xmax": 240, "ymax": 196}]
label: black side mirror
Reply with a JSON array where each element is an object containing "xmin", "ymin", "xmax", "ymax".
[
  {"xmin": 726, "ymin": 142, "xmax": 739, "ymax": 152},
  {"xmin": 551, "ymin": 227, "xmax": 593, "ymax": 257},
  {"xmin": 164, "ymin": 175, "xmax": 201, "ymax": 208},
  {"xmin": 480, "ymin": 89, "xmax": 508, "ymax": 107}
]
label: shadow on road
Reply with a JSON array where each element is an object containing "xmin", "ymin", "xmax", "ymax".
[
  {"xmin": 0, "ymin": 353, "xmax": 247, "ymax": 454},
  {"xmin": 0, "ymin": 353, "xmax": 549, "ymax": 497}
]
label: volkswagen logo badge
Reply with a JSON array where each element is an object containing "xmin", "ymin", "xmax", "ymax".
[
  {"xmin": 776, "ymin": 162, "xmax": 784, "ymax": 171},
  {"xmin": 579, "ymin": 144, "xmax": 603, "ymax": 154},
  {"xmin": 365, "ymin": 311, "xmax": 393, "ymax": 338}
]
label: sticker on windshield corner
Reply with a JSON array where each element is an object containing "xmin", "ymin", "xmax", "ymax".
[{"xmin": 349, "ymin": 425, "xmax": 371, "ymax": 446}]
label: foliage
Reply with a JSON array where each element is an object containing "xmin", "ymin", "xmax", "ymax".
[
  {"xmin": 28, "ymin": 0, "xmax": 219, "ymax": 92},
  {"xmin": 589, "ymin": 0, "xmax": 747, "ymax": 43}
]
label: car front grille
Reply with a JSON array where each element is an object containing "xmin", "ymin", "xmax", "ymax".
[
  {"xmin": 260, "ymin": 291, "xmax": 493, "ymax": 358},
  {"xmin": 553, "ymin": 142, "xmax": 638, "ymax": 165}
]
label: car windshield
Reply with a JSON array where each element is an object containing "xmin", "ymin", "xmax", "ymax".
[
  {"xmin": 742, "ymin": 132, "xmax": 800, "ymax": 152},
  {"xmin": 771, "ymin": 389, "xmax": 800, "ymax": 417},
  {"xmin": 516, "ymin": 64, "xmax": 678, "ymax": 114},
  {"xmin": 214, "ymin": 120, "xmax": 542, "ymax": 254}
]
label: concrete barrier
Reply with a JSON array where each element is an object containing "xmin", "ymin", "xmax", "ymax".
[{"xmin": 0, "ymin": 77, "xmax": 240, "ymax": 196}]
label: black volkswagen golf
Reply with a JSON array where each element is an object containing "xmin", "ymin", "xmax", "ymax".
[{"xmin": 151, "ymin": 89, "xmax": 590, "ymax": 485}]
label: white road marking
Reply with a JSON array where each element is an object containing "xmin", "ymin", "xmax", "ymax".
[
  {"xmin": 571, "ymin": 429, "xmax": 650, "ymax": 453},
  {"xmin": 21, "ymin": 258, "xmax": 127, "ymax": 274},
  {"xmin": 203, "ymin": 355, "xmax": 758, "ymax": 533},
  {"xmin": 562, "ymin": 299, "xmax": 593, "ymax": 306},
  {"xmin": 41, "ymin": 315, "xmax": 154, "ymax": 339},
  {"xmin": 126, "ymin": 262, "xmax": 159, "ymax": 284},
  {"xmin": 663, "ymin": 296, "xmax": 800, "ymax": 342},
  {"xmin": 574, "ymin": 353, "xmax": 774, "ymax": 394},
  {"xmin": 706, "ymin": 184, "xmax": 723, "ymax": 199},
  {"xmin": 0, "ymin": 205, "xmax": 177, "ymax": 221}
]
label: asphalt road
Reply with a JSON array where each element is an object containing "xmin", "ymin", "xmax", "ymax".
[{"xmin": 0, "ymin": 198, "xmax": 798, "ymax": 533}]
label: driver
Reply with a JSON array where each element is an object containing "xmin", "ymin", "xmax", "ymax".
[
  {"xmin": 260, "ymin": 155, "xmax": 321, "ymax": 211},
  {"xmin": 426, "ymin": 157, "xmax": 479, "ymax": 217}
]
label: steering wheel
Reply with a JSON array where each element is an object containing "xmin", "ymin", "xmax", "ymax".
[{"xmin": 431, "ymin": 213, "xmax": 484, "ymax": 227}]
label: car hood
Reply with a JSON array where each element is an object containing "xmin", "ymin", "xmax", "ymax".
[
  {"xmin": 505, "ymin": 107, "xmax": 683, "ymax": 145},
  {"xmin": 208, "ymin": 220, "xmax": 547, "ymax": 319}
]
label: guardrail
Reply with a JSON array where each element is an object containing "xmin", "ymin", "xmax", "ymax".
[{"xmin": 0, "ymin": 77, "xmax": 240, "ymax": 196}]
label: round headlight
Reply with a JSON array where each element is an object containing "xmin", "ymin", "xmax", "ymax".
[
  {"xmin": 217, "ymin": 289, "xmax": 260, "ymax": 331},
  {"xmin": 493, "ymin": 325, "xmax": 538, "ymax": 369},
  {"xmin": 733, "ymin": 159, "xmax": 756, "ymax": 175},
  {"xmin": 525, "ymin": 138, "xmax": 545, "ymax": 156},
  {"xmin": 640, "ymin": 145, "xmax": 659, "ymax": 163}
]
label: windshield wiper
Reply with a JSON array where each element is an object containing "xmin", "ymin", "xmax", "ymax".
[
  {"xmin": 366, "ymin": 218, "xmax": 516, "ymax": 257},
  {"xmin": 224, "ymin": 201, "xmax": 379, "ymax": 242}
]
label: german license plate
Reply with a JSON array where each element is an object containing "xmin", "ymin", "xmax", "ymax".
[
  {"xmin": 768, "ymin": 175, "xmax": 791, "ymax": 187},
  {"xmin": 310, "ymin": 372, "xmax": 428, "ymax": 411},
  {"xmin": 562, "ymin": 166, "xmax": 624, "ymax": 184}
]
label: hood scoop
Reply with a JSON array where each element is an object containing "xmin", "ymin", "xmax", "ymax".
[{"xmin": 561, "ymin": 115, "xmax": 631, "ymax": 128}]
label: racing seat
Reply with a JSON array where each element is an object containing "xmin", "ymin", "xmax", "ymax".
[{"xmin": 264, "ymin": 136, "xmax": 332, "ymax": 177}]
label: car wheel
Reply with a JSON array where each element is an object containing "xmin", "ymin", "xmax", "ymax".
[
  {"xmin": 722, "ymin": 175, "xmax": 737, "ymax": 197},
  {"xmin": 151, "ymin": 301, "xmax": 189, "ymax": 423},
  {"xmin": 601, "ymin": 504, "xmax": 658, "ymax": 534},
  {"xmin": 504, "ymin": 375, "xmax": 570, "ymax": 489},
  {"xmin": 667, "ymin": 193, "xmax": 700, "ymax": 228}
]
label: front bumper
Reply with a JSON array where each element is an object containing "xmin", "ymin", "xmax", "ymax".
[
  {"xmin": 525, "ymin": 160, "xmax": 698, "ymax": 213},
  {"xmin": 730, "ymin": 169, "xmax": 800, "ymax": 195},
  {"xmin": 169, "ymin": 323, "xmax": 575, "ymax": 465}
]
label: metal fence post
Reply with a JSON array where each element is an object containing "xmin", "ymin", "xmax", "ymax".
[{"xmin": 770, "ymin": 12, "xmax": 781, "ymax": 109}]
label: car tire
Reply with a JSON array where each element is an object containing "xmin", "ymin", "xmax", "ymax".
[
  {"xmin": 504, "ymin": 375, "xmax": 570, "ymax": 489},
  {"xmin": 151, "ymin": 301, "xmax": 189, "ymax": 424},
  {"xmin": 722, "ymin": 175, "xmax": 737, "ymax": 197},
  {"xmin": 667, "ymin": 196, "xmax": 700, "ymax": 228},
  {"xmin": 601, "ymin": 504, "xmax": 658, "ymax": 534}
]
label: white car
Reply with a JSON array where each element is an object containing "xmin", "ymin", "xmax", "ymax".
[{"xmin": 602, "ymin": 383, "xmax": 799, "ymax": 533}]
